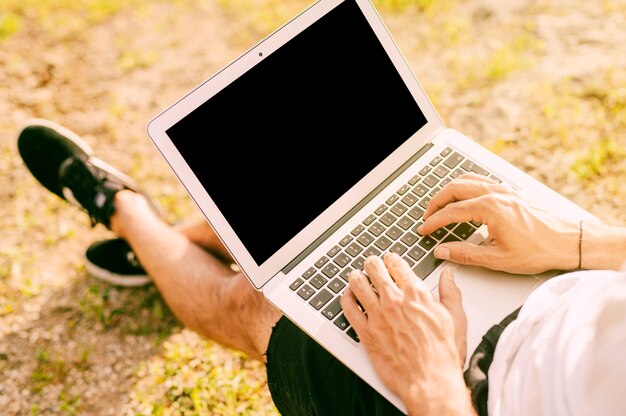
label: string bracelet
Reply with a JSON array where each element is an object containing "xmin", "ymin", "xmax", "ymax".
[{"xmin": 578, "ymin": 220, "xmax": 583, "ymax": 270}]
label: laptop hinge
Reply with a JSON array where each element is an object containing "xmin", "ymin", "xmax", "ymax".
[{"xmin": 282, "ymin": 141, "xmax": 435, "ymax": 274}]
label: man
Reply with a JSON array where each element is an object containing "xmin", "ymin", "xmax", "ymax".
[{"xmin": 18, "ymin": 119, "xmax": 626, "ymax": 415}]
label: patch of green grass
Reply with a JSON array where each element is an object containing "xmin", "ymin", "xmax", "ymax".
[
  {"xmin": 58, "ymin": 389, "xmax": 81, "ymax": 415},
  {"xmin": 2, "ymin": 0, "xmax": 147, "ymax": 38},
  {"xmin": 78, "ymin": 282, "xmax": 180, "ymax": 338},
  {"xmin": 118, "ymin": 50, "xmax": 159, "ymax": 73},
  {"xmin": 374, "ymin": 0, "xmax": 455, "ymax": 13},
  {"xmin": 571, "ymin": 137, "xmax": 626, "ymax": 181},
  {"xmin": 0, "ymin": 12, "xmax": 22, "ymax": 40},
  {"xmin": 130, "ymin": 333, "xmax": 278, "ymax": 415},
  {"xmin": 32, "ymin": 349, "xmax": 69, "ymax": 393}
]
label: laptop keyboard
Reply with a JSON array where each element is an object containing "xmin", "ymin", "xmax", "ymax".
[{"xmin": 288, "ymin": 147, "xmax": 501, "ymax": 343}]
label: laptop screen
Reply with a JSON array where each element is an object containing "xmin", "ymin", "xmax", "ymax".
[{"xmin": 166, "ymin": 0, "xmax": 427, "ymax": 265}]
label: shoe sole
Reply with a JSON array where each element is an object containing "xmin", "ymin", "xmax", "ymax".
[
  {"xmin": 84, "ymin": 256, "xmax": 152, "ymax": 287},
  {"xmin": 19, "ymin": 117, "xmax": 95, "ymax": 156}
]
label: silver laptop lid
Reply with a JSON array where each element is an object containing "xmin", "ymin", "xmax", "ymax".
[{"xmin": 147, "ymin": 0, "xmax": 444, "ymax": 289}]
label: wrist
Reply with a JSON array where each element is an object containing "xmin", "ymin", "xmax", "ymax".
[
  {"xmin": 541, "ymin": 218, "xmax": 581, "ymax": 271},
  {"xmin": 579, "ymin": 222, "xmax": 626, "ymax": 270}
]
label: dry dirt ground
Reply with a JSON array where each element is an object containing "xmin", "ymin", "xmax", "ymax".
[{"xmin": 1, "ymin": 0, "xmax": 625, "ymax": 415}]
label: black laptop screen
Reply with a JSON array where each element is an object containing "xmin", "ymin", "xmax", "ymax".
[{"xmin": 166, "ymin": 0, "xmax": 427, "ymax": 265}]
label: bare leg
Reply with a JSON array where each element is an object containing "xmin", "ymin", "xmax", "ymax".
[
  {"xmin": 109, "ymin": 190, "xmax": 282, "ymax": 362},
  {"xmin": 174, "ymin": 220, "xmax": 235, "ymax": 264}
]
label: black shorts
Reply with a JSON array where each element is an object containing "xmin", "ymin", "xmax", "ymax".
[
  {"xmin": 266, "ymin": 308, "xmax": 520, "ymax": 416},
  {"xmin": 265, "ymin": 316, "xmax": 404, "ymax": 416}
]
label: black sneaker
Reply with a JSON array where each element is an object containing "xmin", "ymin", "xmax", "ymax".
[
  {"xmin": 17, "ymin": 118, "xmax": 155, "ymax": 228},
  {"xmin": 85, "ymin": 238, "xmax": 151, "ymax": 287}
]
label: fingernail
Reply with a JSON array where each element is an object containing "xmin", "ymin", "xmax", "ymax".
[
  {"xmin": 434, "ymin": 246, "xmax": 450, "ymax": 260},
  {"xmin": 416, "ymin": 225, "xmax": 424, "ymax": 235}
]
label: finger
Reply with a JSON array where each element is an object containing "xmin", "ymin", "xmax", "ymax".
[
  {"xmin": 438, "ymin": 268, "xmax": 464, "ymax": 316},
  {"xmin": 438, "ymin": 268, "xmax": 468, "ymax": 366},
  {"xmin": 433, "ymin": 241, "xmax": 499, "ymax": 269},
  {"xmin": 419, "ymin": 197, "xmax": 489, "ymax": 235},
  {"xmin": 423, "ymin": 176, "xmax": 506, "ymax": 220},
  {"xmin": 341, "ymin": 287, "xmax": 368, "ymax": 333},
  {"xmin": 348, "ymin": 269, "xmax": 380, "ymax": 312},
  {"xmin": 383, "ymin": 252, "xmax": 426, "ymax": 292},
  {"xmin": 362, "ymin": 255, "xmax": 398, "ymax": 299}
]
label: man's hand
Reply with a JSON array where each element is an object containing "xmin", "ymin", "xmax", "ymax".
[
  {"xmin": 418, "ymin": 173, "xmax": 580, "ymax": 274},
  {"xmin": 340, "ymin": 253, "xmax": 474, "ymax": 416}
]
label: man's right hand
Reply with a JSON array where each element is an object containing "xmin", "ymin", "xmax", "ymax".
[{"xmin": 417, "ymin": 173, "xmax": 581, "ymax": 275}]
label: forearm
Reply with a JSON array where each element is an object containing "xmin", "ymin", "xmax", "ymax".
[{"xmin": 581, "ymin": 222, "xmax": 626, "ymax": 270}]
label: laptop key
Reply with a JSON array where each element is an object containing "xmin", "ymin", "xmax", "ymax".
[
  {"xmin": 407, "ymin": 206, "xmax": 425, "ymax": 220},
  {"xmin": 346, "ymin": 327, "xmax": 360, "ymax": 343},
  {"xmin": 321, "ymin": 296, "xmax": 343, "ymax": 320},
  {"xmin": 339, "ymin": 267, "xmax": 353, "ymax": 282},
  {"xmin": 374, "ymin": 204, "xmax": 387, "ymax": 215},
  {"xmin": 289, "ymin": 278, "xmax": 305, "ymax": 291},
  {"xmin": 315, "ymin": 256, "xmax": 329, "ymax": 268},
  {"xmin": 418, "ymin": 236, "xmax": 437, "ymax": 250},
  {"xmin": 375, "ymin": 236, "xmax": 393, "ymax": 251},
  {"xmin": 380, "ymin": 212, "xmax": 396, "ymax": 226},
  {"xmin": 351, "ymin": 256, "xmax": 365, "ymax": 271},
  {"xmin": 390, "ymin": 203, "xmax": 407, "ymax": 216},
  {"xmin": 357, "ymin": 231, "xmax": 375, "ymax": 247},
  {"xmin": 397, "ymin": 184, "xmax": 410, "ymax": 195},
  {"xmin": 422, "ymin": 174, "xmax": 439, "ymax": 188},
  {"xmin": 345, "ymin": 242, "xmax": 363, "ymax": 257},
  {"xmin": 407, "ymin": 246, "xmax": 426, "ymax": 262},
  {"xmin": 430, "ymin": 155, "xmax": 443, "ymax": 166},
  {"xmin": 363, "ymin": 214, "xmax": 376, "ymax": 226},
  {"xmin": 326, "ymin": 245, "xmax": 341, "ymax": 258},
  {"xmin": 386, "ymin": 194, "xmax": 399, "ymax": 205},
  {"xmin": 401, "ymin": 193, "xmax": 418, "ymax": 207},
  {"xmin": 453, "ymin": 222, "xmax": 476, "ymax": 240},
  {"xmin": 328, "ymin": 278, "xmax": 347, "ymax": 293},
  {"xmin": 297, "ymin": 284, "xmax": 315, "ymax": 300},
  {"xmin": 339, "ymin": 235, "xmax": 353, "ymax": 247},
  {"xmin": 368, "ymin": 222, "xmax": 385, "ymax": 236},
  {"xmin": 302, "ymin": 267, "xmax": 316, "ymax": 279},
  {"xmin": 412, "ymin": 251, "xmax": 444, "ymax": 280},
  {"xmin": 401, "ymin": 231, "xmax": 419, "ymax": 246},
  {"xmin": 450, "ymin": 168, "xmax": 465, "ymax": 178},
  {"xmin": 444, "ymin": 152, "xmax": 464, "ymax": 169},
  {"xmin": 389, "ymin": 242, "xmax": 408, "ymax": 256},
  {"xmin": 385, "ymin": 225, "xmax": 403, "ymax": 241},
  {"xmin": 309, "ymin": 289, "xmax": 334, "ymax": 310},
  {"xmin": 321, "ymin": 263, "xmax": 340, "ymax": 278},
  {"xmin": 461, "ymin": 160, "xmax": 489, "ymax": 176},
  {"xmin": 333, "ymin": 253, "xmax": 351, "ymax": 268},
  {"xmin": 412, "ymin": 184, "xmax": 429, "ymax": 197},
  {"xmin": 397, "ymin": 215, "xmax": 415, "ymax": 230},
  {"xmin": 310, "ymin": 274, "xmax": 327, "ymax": 289},
  {"xmin": 351, "ymin": 224, "xmax": 365, "ymax": 236},
  {"xmin": 333, "ymin": 313, "xmax": 350, "ymax": 331},
  {"xmin": 431, "ymin": 228, "xmax": 447, "ymax": 240},
  {"xmin": 362, "ymin": 246, "xmax": 381, "ymax": 258},
  {"xmin": 440, "ymin": 147, "xmax": 453, "ymax": 157}
]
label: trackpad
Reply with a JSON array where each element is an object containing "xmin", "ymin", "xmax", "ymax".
[{"xmin": 433, "ymin": 264, "xmax": 549, "ymax": 361}]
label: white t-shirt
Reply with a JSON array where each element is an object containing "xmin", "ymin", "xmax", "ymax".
[{"xmin": 487, "ymin": 268, "xmax": 626, "ymax": 416}]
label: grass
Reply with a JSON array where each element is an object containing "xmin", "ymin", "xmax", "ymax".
[{"xmin": 1, "ymin": 0, "xmax": 143, "ymax": 38}]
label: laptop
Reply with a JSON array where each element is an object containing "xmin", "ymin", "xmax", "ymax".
[{"xmin": 146, "ymin": 0, "xmax": 596, "ymax": 412}]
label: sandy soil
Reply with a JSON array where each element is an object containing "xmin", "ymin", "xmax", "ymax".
[{"xmin": 1, "ymin": 0, "xmax": 625, "ymax": 414}]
